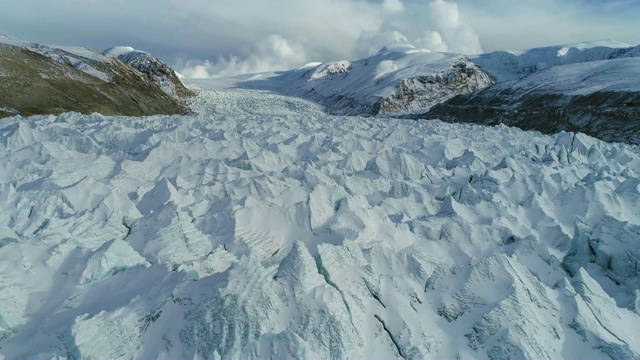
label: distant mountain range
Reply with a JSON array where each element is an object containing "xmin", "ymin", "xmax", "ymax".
[
  {"xmin": 417, "ymin": 41, "xmax": 640, "ymax": 143},
  {"xmin": 201, "ymin": 39, "xmax": 640, "ymax": 144},
  {"xmin": 233, "ymin": 44, "xmax": 495, "ymax": 116}
]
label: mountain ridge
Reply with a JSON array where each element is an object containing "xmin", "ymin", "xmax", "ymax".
[
  {"xmin": 0, "ymin": 35, "xmax": 191, "ymax": 118},
  {"xmin": 421, "ymin": 56, "xmax": 640, "ymax": 144}
]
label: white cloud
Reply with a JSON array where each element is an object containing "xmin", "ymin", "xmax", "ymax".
[
  {"xmin": 353, "ymin": 0, "xmax": 482, "ymax": 57},
  {"xmin": 425, "ymin": 0, "xmax": 482, "ymax": 54},
  {"xmin": 178, "ymin": 34, "xmax": 308, "ymax": 78},
  {"xmin": 415, "ymin": 31, "xmax": 448, "ymax": 52},
  {"xmin": 450, "ymin": 0, "xmax": 640, "ymax": 51},
  {"xmin": 382, "ymin": 0, "xmax": 405, "ymax": 13},
  {"xmin": 428, "ymin": 0, "xmax": 461, "ymax": 29},
  {"xmin": 354, "ymin": 26, "xmax": 410, "ymax": 58}
]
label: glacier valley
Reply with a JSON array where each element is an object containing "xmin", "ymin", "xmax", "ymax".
[{"xmin": 1, "ymin": 88, "xmax": 640, "ymax": 359}]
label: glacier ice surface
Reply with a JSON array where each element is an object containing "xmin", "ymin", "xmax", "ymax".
[{"xmin": 0, "ymin": 89, "xmax": 639, "ymax": 359}]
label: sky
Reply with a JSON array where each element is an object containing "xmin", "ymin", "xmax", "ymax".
[{"xmin": 1, "ymin": 0, "xmax": 640, "ymax": 78}]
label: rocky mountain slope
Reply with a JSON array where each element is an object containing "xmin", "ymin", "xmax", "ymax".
[
  {"xmin": 0, "ymin": 35, "xmax": 190, "ymax": 118},
  {"xmin": 1, "ymin": 89, "xmax": 640, "ymax": 358},
  {"xmin": 234, "ymin": 44, "xmax": 495, "ymax": 116},
  {"xmin": 106, "ymin": 46, "xmax": 193, "ymax": 98},
  {"xmin": 422, "ymin": 56, "xmax": 640, "ymax": 144}
]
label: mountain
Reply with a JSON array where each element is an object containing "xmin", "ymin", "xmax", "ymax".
[
  {"xmin": 196, "ymin": 40, "xmax": 640, "ymax": 123},
  {"xmin": 105, "ymin": 46, "xmax": 193, "ymax": 98},
  {"xmin": 227, "ymin": 44, "xmax": 495, "ymax": 116},
  {"xmin": 0, "ymin": 35, "xmax": 190, "ymax": 118},
  {"xmin": 474, "ymin": 40, "xmax": 639, "ymax": 81},
  {"xmin": 422, "ymin": 47, "xmax": 640, "ymax": 144},
  {"xmin": 1, "ymin": 88, "xmax": 640, "ymax": 358}
]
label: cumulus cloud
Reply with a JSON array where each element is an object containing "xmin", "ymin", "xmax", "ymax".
[
  {"xmin": 353, "ymin": 0, "xmax": 481, "ymax": 57},
  {"xmin": 425, "ymin": 0, "xmax": 482, "ymax": 54},
  {"xmin": 169, "ymin": 0, "xmax": 408, "ymax": 77},
  {"xmin": 382, "ymin": 0, "xmax": 405, "ymax": 13},
  {"xmin": 415, "ymin": 31, "xmax": 448, "ymax": 52},
  {"xmin": 177, "ymin": 34, "xmax": 308, "ymax": 78}
]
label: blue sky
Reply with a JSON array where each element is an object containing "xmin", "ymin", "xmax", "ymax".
[{"xmin": 1, "ymin": 0, "xmax": 639, "ymax": 77}]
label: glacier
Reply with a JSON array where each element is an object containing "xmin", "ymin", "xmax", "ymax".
[{"xmin": 0, "ymin": 88, "xmax": 639, "ymax": 359}]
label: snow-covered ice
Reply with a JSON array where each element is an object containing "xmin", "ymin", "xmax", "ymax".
[{"xmin": 1, "ymin": 88, "xmax": 640, "ymax": 359}]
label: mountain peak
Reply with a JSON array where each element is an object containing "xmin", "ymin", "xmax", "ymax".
[
  {"xmin": 376, "ymin": 42, "xmax": 420, "ymax": 55},
  {"xmin": 104, "ymin": 45, "xmax": 138, "ymax": 57},
  {"xmin": 105, "ymin": 45, "xmax": 193, "ymax": 98}
]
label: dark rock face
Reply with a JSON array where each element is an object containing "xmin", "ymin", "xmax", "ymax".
[
  {"xmin": 379, "ymin": 59, "xmax": 495, "ymax": 114},
  {"xmin": 421, "ymin": 58, "xmax": 640, "ymax": 144},
  {"xmin": 0, "ymin": 43, "xmax": 189, "ymax": 118}
]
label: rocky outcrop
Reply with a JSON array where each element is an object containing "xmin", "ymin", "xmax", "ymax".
[
  {"xmin": 107, "ymin": 47, "xmax": 193, "ymax": 98},
  {"xmin": 379, "ymin": 58, "xmax": 494, "ymax": 114}
]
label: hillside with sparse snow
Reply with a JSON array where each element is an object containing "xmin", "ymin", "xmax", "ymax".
[{"xmin": 0, "ymin": 35, "xmax": 190, "ymax": 118}]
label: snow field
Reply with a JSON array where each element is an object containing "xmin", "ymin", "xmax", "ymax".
[{"xmin": 0, "ymin": 89, "xmax": 639, "ymax": 358}]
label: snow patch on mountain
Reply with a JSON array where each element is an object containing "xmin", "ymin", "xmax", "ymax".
[
  {"xmin": 0, "ymin": 35, "xmax": 192, "ymax": 100},
  {"xmin": 105, "ymin": 46, "xmax": 136, "ymax": 57},
  {"xmin": 0, "ymin": 33, "xmax": 111, "ymax": 81}
]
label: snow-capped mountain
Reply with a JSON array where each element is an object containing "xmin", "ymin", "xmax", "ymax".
[
  {"xmin": 106, "ymin": 46, "xmax": 193, "ymax": 98},
  {"xmin": 198, "ymin": 40, "xmax": 640, "ymax": 123},
  {"xmin": 0, "ymin": 34, "xmax": 189, "ymax": 117},
  {"xmin": 1, "ymin": 88, "xmax": 640, "ymax": 358},
  {"xmin": 231, "ymin": 44, "xmax": 495, "ymax": 116},
  {"xmin": 423, "ymin": 54, "xmax": 640, "ymax": 144},
  {"xmin": 474, "ymin": 40, "xmax": 640, "ymax": 81}
]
